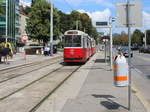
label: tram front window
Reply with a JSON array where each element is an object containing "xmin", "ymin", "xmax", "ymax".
[{"xmin": 65, "ymin": 35, "xmax": 81, "ymax": 47}]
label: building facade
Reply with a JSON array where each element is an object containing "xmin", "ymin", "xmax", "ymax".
[
  {"xmin": 19, "ymin": 12, "xmax": 28, "ymax": 44},
  {"xmin": 0, "ymin": 0, "xmax": 20, "ymax": 44}
]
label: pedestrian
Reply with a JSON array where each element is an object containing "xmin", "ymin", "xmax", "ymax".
[
  {"xmin": 3, "ymin": 44, "xmax": 11, "ymax": 64},
  {"xmin": 44, "ymin": 45, "xmax": 50, "ymax": 56}
]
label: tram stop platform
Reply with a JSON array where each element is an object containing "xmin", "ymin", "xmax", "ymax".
[
  {"xmin": 0, "ymin": 52, "xmax": 63, "ymax": 70},
  {"xmin": 60, "ymin": 51, "xmax": 146, "ymax": 112}
]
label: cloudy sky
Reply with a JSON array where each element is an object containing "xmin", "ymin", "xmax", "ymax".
[{"xmin": 20, "ymin": 0, "xmax": 150, "ymax": 33}]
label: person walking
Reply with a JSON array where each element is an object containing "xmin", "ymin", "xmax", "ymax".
[
  {"xmin": 3, "ymin": 44, "xmax": 11, "ymax": 64},
  {"xmin": 44, "ymin": 45, "xmax": 50, "ymax": 56}
]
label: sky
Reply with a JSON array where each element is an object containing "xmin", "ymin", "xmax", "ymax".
[{"xmin": 20, "ymin": 0, "xmax": 150, "ymax": 34}]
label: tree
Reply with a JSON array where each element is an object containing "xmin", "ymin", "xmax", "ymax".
[
  {"xmin": 58, "ymin": 10, "xmax": 99, "ymax": 42},
  {"xmin": 24, "ymin": 6, "xmax": 31, "ymax": 16},
  {"xmin": 113, "ymin": 34, "xmax": 128, "ymax": 45},
  {"xmin": 146, "ymin": 30, "xmax": 150, "ymax": 45},
  {"xmin": 26, "ymin": 0, "xmax": 60, "ymax": 43},
  {"xmin": 131, "ymin": 29, "xmax": 144, "ymax": 45},
  {"xmin": 31, "ymin": 0, "xmax": 43, "ymax": 6},
  {"xmin": 0, "ymin": 0, "xmax": 3, "ymax": 16}
]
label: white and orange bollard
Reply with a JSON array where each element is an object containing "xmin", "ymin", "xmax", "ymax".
[{"xmin": 113, "ymin": 54, "xmax": 128, "ymax": 87}]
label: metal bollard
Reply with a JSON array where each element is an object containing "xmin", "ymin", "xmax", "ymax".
[{"xmin": 113, "ymin": 54, "xmax": 128, "ymax": 87}]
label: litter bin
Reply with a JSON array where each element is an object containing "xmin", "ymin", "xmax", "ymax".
[{"xmin": 113, "ymin": 54, "xmax": 128, "ymax": 87}]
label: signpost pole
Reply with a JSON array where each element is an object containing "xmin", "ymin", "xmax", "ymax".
[
  {"xmin": 109, "ymin": 17, "xmax": 113, "ymax": 70},
  {"xmin": 116, "ymin": 1, "xmax": 142, "ymax": 111},
  {"xmin": 105, "ymin": 38, "xmax": 107, "ymax": 63},
  {"xmin": 126, "ymin": 0, "xmax": 131, "ymax": 110}
]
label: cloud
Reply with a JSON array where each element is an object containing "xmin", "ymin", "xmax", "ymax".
[
  {"xmin": 20, "ymin": 0, "xmax": 31, "ymax": 7},
  {"xmin": 78, "ymin": 9, "xmax": 112, "ymax": 34},
  {"xmin": 143, "ymin": 11, "xmax": 150, "ymax": 28},
  {"xmin": 78, "ymin": 9, "xmax": 111, "ymax": 25}
]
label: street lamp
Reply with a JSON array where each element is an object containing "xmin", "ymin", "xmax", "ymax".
[
  {"xmin": 50, "ymin": 2, "xmax": 53, "ymax": 56},
  {"xmin": 109, "ymin": 17, "xmax": 115, "ymax": 70},
  {"xmin": 6, "ymin": 0, "xmax": 8, "ymax": 43},
  {"xmin": 47, "ymin": 0, "xmax": 53, "ymax": 56}
]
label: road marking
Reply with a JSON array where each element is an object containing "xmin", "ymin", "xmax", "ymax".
[{"xmin": 132, "ymin": 86, "xmax": 150, "ymax": 112}]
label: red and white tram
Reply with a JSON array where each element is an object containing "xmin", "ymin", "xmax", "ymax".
[
  {"xmin": 91, "ymin": 38, "xmax": 96, "ymax": 55},
  {"xmin": 64, "ymin": 30, "xmax": 95, "ymax": 63}
]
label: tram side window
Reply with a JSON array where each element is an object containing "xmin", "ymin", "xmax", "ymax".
[
  {"xmin": 64, "ymin": 35, "xmax": 81, "ymax": 47},
  {"xmin": 83, "ymin": 37, "xmax": 87, "ymax": 48},
  {"xmin": 87, "ymin": 39, "xmax": 90, "ymax": 48}
]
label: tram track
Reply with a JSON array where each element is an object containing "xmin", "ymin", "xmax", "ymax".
[
  {"xmin": 29, "ymin": 65, "xmax": 81, "ymax": 112},
  {"xmin": 0, "ymin": 56, "xmax": 62, "ymax": 83},
  {"xmin": 0, "ymin": 64, "xmax": 82, "ymax": 112},
  {"xmin": 0, "ymin": 65, "xmax": 64, "ymax": 101},
  {"xmin": 0, "ymin": 56, "xmax": 62, "ymax": 74}
]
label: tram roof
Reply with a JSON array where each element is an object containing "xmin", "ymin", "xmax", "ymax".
[{"xmin": 64, "ymin": 30, "xmax": 88, "ymax": 36}]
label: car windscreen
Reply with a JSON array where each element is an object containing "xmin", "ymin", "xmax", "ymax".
[{"xmin": 64, "ymin": 35, "xmax": 81, "ymax": 47}]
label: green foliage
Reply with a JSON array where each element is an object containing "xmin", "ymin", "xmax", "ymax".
[
  {"xmin": 0, "ymin": 0, "xmax": 3, "ymax": 16},
  {"xmin": 26, "ymin": 1, "xmax": 99, "ymax": 44},
  {"xmin": 59, "ymin": 10, "xmax": 99, "ymax": 42},
  {"xmin": 131, "ymin": 29, "xmax": 144, "ymax": 45},
  {"xmin": 24, "ymin": 6, "xmax": 31, "ymax": 16},
  {"xmin": 146, "ymin": 30, "xmax": 150, "ymax": 45},
  {"xmin": 26, "ymin": 0, "xmax": 60, "ymax": 43},
  {"xmin": 113, "ymin": 34, "xmax": 128, "ymax": 45}
]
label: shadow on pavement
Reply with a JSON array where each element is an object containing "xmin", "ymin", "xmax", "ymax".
[
  {"xmin": 80, "ymin": 66, "xmax": 110, "ymax": 71},
  {"xmin": 92, "ymin": 94, "xmax": 128, "ymax": 110},
  {"xmin": 92, "ymin": 94, "xmax": 115, "ymax": 98},
  {"xmin": 95, "ymin": 59, "xmax": 105, "ymax": 63},
  {"xmin": 101, "ymin": 101, "xmax": 120, "ymax": 110},
  {"xmin": 61, "ymin": 62, "xmax": 84, "ymax": 66}
]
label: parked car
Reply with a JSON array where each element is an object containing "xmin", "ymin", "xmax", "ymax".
[
  {"xmin": 139, "ymin": 46, "xmax": 144, "ymax": 53},
  {"xmin": 119, "ymin": 47, "xmax": 133, "ymax": 57},
  {"xmin": 139, "ymin": 46, "xmax": 148, "ymax": 53},
  {"xmin": 131, "ymin": 45, "xmax": 139, "ymax": 50},
  {"xmin": 145, "ymin": 47, "xmax": 150, "ymax": 53}
]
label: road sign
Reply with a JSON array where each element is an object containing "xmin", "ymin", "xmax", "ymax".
[
  {"xmin": 116, "ymin": 1, "xmax": 142, "ymax": 27},
  {"xmin": 96, "ymin": 22, "xmax": 108, "ymax": 26},
  {"xmin": 96, "ymin": 22, "xmax": 110, "ymax": 28}
]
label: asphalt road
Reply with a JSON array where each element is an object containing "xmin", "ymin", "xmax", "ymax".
[
  {"xmin": 130, "ymin": 51, "xmax": 150, "ymax": 105},
  {"xmin": 132, "ymin": 51, "xmax": 150, "ymax": 79}
]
